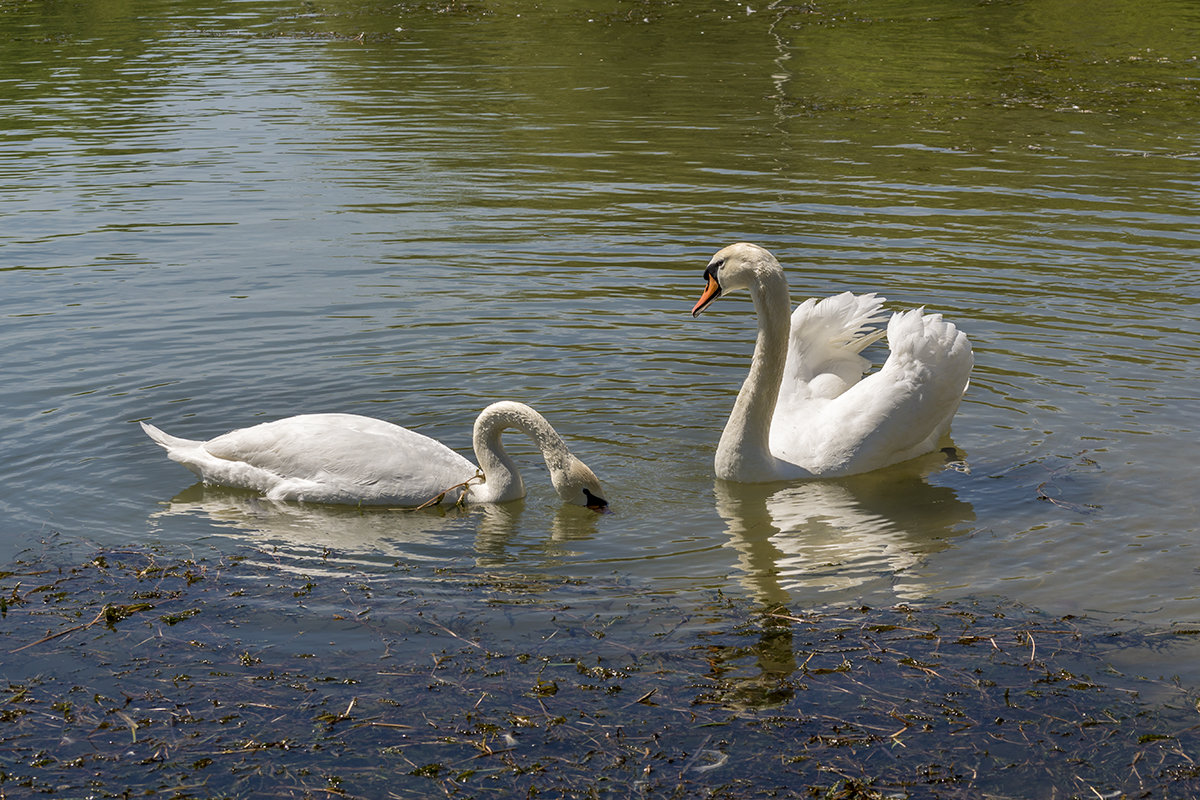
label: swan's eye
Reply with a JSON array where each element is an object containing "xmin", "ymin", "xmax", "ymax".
[{"xmin": 703, "ymin": 260, "xmax": 723, "ymax": 284}]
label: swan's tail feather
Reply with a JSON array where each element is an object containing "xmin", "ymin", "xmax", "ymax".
[
  {"xmin": 140, "ymin": 420, "xmax": 198, "ymax": 451},
  {"xmin": 875, "ymin": 308, "xmax": 974, "ymax": 456},
  {"xmin": 887, "ymin": 308, "xmax": 971, "ymax": 366}
]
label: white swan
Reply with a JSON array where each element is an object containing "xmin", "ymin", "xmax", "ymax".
[
  {"xmin": 140, "ymin": 401, "xmax": 608, "ymax": 508},
  {"xmin": 690, "ymin": 243, "xmax": 973, "ymax": 482}
]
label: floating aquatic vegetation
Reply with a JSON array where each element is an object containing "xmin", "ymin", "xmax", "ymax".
[{"xmin": 0, "ymin": 534, "xmax": 1197, "ymax": 798}]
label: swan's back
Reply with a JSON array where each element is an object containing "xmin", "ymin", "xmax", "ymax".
[
  {"xmin": 770, "ymin": 297, "xmax": 972, "ymax": 476},
  {"xmin": 142, "ymin": 414, "xmax": 477, "ymax": 505}
]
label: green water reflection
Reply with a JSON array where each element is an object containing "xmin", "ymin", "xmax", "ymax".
[{"xmin": 1, "ymin": 0, "xmax": 1197, "ymax": 691}]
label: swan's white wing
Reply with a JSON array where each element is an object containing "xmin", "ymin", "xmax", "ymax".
[
  {"xmin": 771, "ymin": 308, "xmax": 972, "ymax": 476},
  {"xmin": 160, "ymin": 414, "xmax": 478, "ymax": 505},
  {"xmin": 775, "ymin": 292, "xmax": 888, "ymax": 413}
]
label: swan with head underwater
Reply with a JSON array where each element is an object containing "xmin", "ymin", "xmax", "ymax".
[
  {"xmin": 690, "ymin": 243, "xmax": 973, "ymax": 483},
  {"xmin": 140, "ymin": 400, "xmax": 608, "ymax": 509}
]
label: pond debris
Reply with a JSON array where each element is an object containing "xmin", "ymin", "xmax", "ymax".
[
  {"xmin": 0, "ymin": 534, "xmax": 1198, "ymax": 798},
  {"xmin": 412, "ymin": 470, "xmax": 484, "ymax": 511},
  {"xmin": 1030, "ymin": 450, "xmax": 1105, "ymax": 513}
]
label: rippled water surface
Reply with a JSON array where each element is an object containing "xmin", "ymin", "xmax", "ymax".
[{"xmin": 2, "ymin": 0, "xmax": 1199, "ymax": 681}]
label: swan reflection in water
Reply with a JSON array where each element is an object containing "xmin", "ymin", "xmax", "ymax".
[
  {"xmin": 703, "ymin": 452, "xmax": 975, "ymax": 708},
  {"xmin": 715, "ymin": 451, "xmax": 975, "ymax": 607},
  {"xmin": 147, "ymin": 483, "xmax": 603, "ymax": 575}
]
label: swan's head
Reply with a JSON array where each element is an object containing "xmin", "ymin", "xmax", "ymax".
[
  {"xmin": 551, "ymin": 455, "xmax": 609, "ymax": 511},
  {"xmin": 691, "ymin": 243, "xmax": 780, "ymax": 317}
]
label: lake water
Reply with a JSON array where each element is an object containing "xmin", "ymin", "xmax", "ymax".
[{"xmin": 2, "ymin": 0, "xmax": 1199, "ymax": 693}]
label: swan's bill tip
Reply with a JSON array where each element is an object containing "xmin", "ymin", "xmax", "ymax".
[
  {"xmin": 582, "ymin": 487, "xmax": 609, "ymax": 511},
  {"xmin": 691, "ymin": 271, "xmax": 722, "ymax": 317}
]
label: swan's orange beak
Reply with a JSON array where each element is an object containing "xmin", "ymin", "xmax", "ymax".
[{"xmin": 691, "ymin": 272, "xmax": 722, "ymax": 317}]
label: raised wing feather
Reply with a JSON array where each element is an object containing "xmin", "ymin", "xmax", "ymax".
[{"xmin": 775, "ymin": 291, "xmax": 888, "ymax": 412}]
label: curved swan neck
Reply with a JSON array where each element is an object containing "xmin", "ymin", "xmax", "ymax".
[
  {"xmin": 470, "ymin": 401, "xmax": 572, "ymax": 503},
  {"xmin": 716, "ymin": 266, "xmax": 791, "ymax": 481}
]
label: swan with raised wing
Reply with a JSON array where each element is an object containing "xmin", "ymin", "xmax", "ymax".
[
  {"xmin": 691, "ymin": 243, "xmax": 972, "ymax": 482},
  {"xmin": 141, "ymin": 400, "xmax": 607, "ymax": 508}
]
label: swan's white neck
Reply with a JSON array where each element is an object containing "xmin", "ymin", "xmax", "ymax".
[
  {"xmin": 469, "ymin": 401, "xmax": 573, "ymax": 503},
  {"xmin": 716, "ymin": 267, "xmax": 791, "ymax": 482}
]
